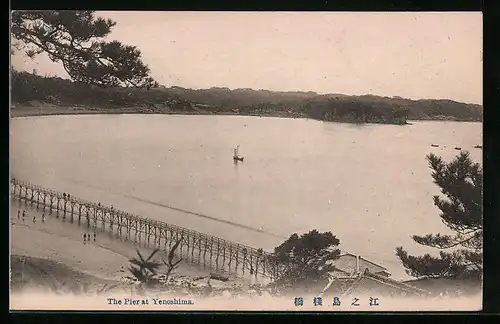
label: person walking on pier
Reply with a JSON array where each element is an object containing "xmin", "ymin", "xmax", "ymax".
[
  {"xmin": 17, "ymin": 210, "xmax": 20, "ymax": 219},
  {"xmin": 22, "ymin": 210, "xmax": 26, "ymax": 223},
  {"xmin": 83, "ymin": 233, "xmax": 87, "ymax": 244},
  {"xmin": 32, "ymin": 215, "xmax": 36, "ymax": 224},
  {"xmin": 93, "ymin": 232, "xmax": 96, "ymax": 242},
  {"xmin": 41, "ymin": 213, "xmax": 45, "ymax": 223}
]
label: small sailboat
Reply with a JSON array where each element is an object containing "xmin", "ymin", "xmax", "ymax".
[{"xmin": 233, "ymin": 145, "xmax": 244, "ymax": 162}]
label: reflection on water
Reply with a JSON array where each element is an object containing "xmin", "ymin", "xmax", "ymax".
[{"xmin": 10, "ymin": 114, "xmax": 482, "ymax": 280}]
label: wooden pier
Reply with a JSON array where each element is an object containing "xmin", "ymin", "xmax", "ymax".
[{"xmin": 10, "ymin": 178, "xmax": 279, "ymax": 282}]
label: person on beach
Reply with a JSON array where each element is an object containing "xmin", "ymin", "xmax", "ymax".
[
  {"xmin": 22, "ymin": 210, "xmax": 26, "ymax": 218},
  {"xmin": 17, "ymin": 210, "xmax": 20, "ymax": 219},
  {"xmin": 41, "ymin": 213, "xmax": 45, "ymax": 223},
  {"xmin": 94, "ymin": 232, "xmax": 96, "ymax": 242},
  {"xmin": 83, "ymin": 233, "xmax": 87, "ymax": 244},
  {"xmin": 32, "ymin": 215, "xmax": 36, "ymax": 223}
]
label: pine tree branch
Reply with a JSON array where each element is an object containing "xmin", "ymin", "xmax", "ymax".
[
  {"xmin": 12, "ymin": 10, "xmax": 157, "ymax": 89},
  {"xmin": 412, "ymin": 230, "xmax": 482, "ymax": 250}
]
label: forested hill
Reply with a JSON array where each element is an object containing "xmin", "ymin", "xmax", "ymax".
[
  {"xmin": 11, "ymin": 71, "xmax": 482, "ymax": 124},
  {"xmin": 165, "ymin": 86, "xmax": 482, "ymax": 123}
]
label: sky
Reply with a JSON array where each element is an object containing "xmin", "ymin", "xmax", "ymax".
[{"xmin": 11, "ymin": 11, "xmax": 482, "ymax": 104}]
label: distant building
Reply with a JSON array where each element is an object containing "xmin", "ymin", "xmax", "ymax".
[
  {"xmin": 320, "ymin": 268, "xmax": 432, "ymax": 298},
  {"xmin": 330, "ymin": 253, "xmax": 392, "ymax": 278},
  {"xmin": 194, "ymin": 104, "xmax": 212, "ymax": 108},
  {"xmin": 318, "ymin": 253, "xmax": 431, "ymax": 298}
]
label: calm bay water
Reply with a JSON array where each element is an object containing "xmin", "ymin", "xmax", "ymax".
[{"xmin": 10, "ymin": 114, "xmax": 482, "ymax": 280}]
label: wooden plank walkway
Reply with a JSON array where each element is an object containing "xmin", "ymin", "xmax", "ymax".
[{"xmin": 10, "ymin": 178, "xmax": 281, "ymax": 281}]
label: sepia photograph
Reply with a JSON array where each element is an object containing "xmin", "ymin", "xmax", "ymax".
[{"xmin": 9, "ymin": 11, "xmax": 482, "ymax": 311}]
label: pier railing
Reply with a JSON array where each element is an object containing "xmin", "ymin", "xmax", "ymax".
[{"xmin": 10, "ymin": 178, "xmax": 280, "ymax": 281}]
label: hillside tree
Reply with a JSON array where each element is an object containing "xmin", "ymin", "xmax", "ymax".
[
  {"xmin": 11, "ymin": 10, "xmax": 159, "ymax": 89},
  {"xmin": 396, "ymin": 151, "xmax": 483, "ymax": 281},
  {"xmin": 266, "ymin": 229, "xmax": 341, "ymax": 292}
]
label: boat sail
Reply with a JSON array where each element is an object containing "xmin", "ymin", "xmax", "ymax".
[{"xmin": 233, "ymin": 145, "xmax": 244, "ymax": 162}]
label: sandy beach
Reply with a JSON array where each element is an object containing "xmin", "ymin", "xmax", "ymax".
[{"xmin": 9, "ymin": 103, "xmax": 293, "ymax": 119}]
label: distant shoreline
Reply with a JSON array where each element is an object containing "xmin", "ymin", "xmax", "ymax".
[
  {"xmin": 11, "ymin": 71, "xmax": 483, "ymax": 125},
  {"xmin": 10, "ymin": 105, "xmax": 481, "ymax": 124}
]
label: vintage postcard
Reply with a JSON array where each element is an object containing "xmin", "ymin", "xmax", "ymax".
[{"xmin": 10, "ymin": 11, "xmax": 482, "ymax": 311}]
